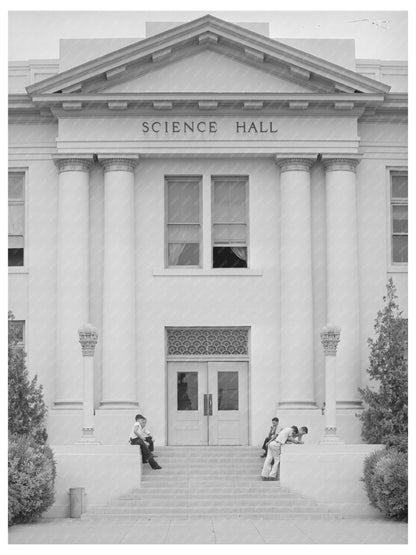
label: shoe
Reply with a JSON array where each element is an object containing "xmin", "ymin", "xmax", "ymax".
[
  {"xmin": 152, "ymin": 464, "xmax": 162, "ymax": 470},
  {"xmin": 260, "ymin": 454, "xmax": 266, "ymax": 458},
  {"xmin": 269, "ymin": 477, "xmax": 278, "ymax": 481},
  {"xmin": 261, "ymin": 477, "xmax": 269, "ymax": 481}
]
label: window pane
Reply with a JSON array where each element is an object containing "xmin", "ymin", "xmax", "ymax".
[
  {"xmin": 213, "ymin": 247, "xmax": 247, "ymax": 268},
  {"xmin": 9, "ymin": 235, "xmax": 24, "ymax": 248},
  {"xmin": 392, "ymin": 205, "xmax": 408, "ymax": 233},
  {"xmin": 218, "ymin": 371, "xmax": 239, "ymax": 411},
  {"xmin": 168, "ymin": 181, "xmax": 200, "ymax": 223},
  {"xmin": 167, "ymin": 224, "xmax": 200, "ymax": 242},
  {"xmin": 177, "ymin": 372, "xmax": 198, "ymax": 410},
  {"xmin": 213, "ymin": 180, "xmax": 246, "ymax": 223},
  {"xmin": 168, "ymin": 243, "xmax": 199, "ymax": 266},
  {"xmin": 213, "ymin": 224, "xmax": 247, "ymax": 244},
  {"xmin": 8, "ymin": 248, "xmax": 24, "ymax": 267},
  {"xmin": 8, "ymin": 204, "xmax": 24, "ymax": 235},
  {"xmin": 8, "ymin": 174, "xmax": 24, "ymax": 200},
  {"xmin": 392, "ymin": 236, "xmax": 408, "ymax": 263},
  {"xmin": 9, "ymin": 321, "xmax": 24, "ymax": 343},
  {"xmin": 392, "ymin": 174, "xmax": 408, "ymax": 199}
]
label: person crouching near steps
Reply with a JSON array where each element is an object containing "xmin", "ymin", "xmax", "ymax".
[
  {"xmin": 261, "ymin": 425, "xmax": 299, "ymax": 481},
  {"xmin": 129, "ymin": 414, "xmax": 162, "ymax": 470}
]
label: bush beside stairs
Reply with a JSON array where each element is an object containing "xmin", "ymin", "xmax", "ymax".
[{"xmin": 84, "ymin": 446, "xmax": 343, "ymax": 519}]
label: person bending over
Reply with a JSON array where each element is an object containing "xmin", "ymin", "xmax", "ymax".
[{"xmin": 261, "ymin": 425, "xmax": 299, "ymax": 481}]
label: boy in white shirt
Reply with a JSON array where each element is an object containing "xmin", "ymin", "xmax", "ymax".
[
  {"xmin": 129, "ymin": 414, "xmax": 161, "ymax": 470},
  {"xmin": 261, "ymin": 425, "xmax": 303, "ymax": 481}
]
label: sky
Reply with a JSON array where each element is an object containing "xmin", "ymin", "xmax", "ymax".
[{"xmin": 8, "ymin": 8, "xmax": 408, "ymax": 62}]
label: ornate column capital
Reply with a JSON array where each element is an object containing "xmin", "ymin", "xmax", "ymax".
[
  {"xmin": 78, "ymin": 324, "xmax": 98, "ymax": 357},
  {"xmin": 322, "ymin": 157, "xmax": 361, "ymax": 173},
  {"xmin": 275, "ymin": 157, "xmax": 315, "ymax": 173},
  {"xmin": 320, "ymin": 325, "xmax": 341, "ymax": 356},
  {"xmin": 99, "ymin": 155, "xmax": 140, "ymax": 173},
  {"xmin": 53, "ymin": 156, "xmax": 93, "ymax": 173}
]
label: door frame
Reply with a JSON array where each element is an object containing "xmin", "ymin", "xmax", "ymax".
[{"xmin": 164, "ymin": 328, "xmax": 251, "ymax": 446}]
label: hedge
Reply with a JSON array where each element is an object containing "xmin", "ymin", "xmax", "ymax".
[
  {"xmin": 8, "ymin": 434, "xmax": 56, "ymax": 526},
  {"xmin": 372, "ymin": 449, "xmax": 408, "ymax": 521}
]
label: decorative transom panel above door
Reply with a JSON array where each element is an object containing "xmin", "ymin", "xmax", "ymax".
[{"xmin": 166, "ymin": 327, "xmax": 249, "ymax": 356}]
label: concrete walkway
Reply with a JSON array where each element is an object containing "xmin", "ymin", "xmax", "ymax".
[{"xmin": 8, "ymin": 516, "xmax": 407, "ymax": 544}]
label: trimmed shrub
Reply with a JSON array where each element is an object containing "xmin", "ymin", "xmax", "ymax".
[
  {"xmin": 8, "ymin": 311, "xmax": 56, "ymax": 526},
  {"xmin": 372, "ymin": 449, "xmax": 408, "ymax": 521},
  {"xmin": 8, "ymin": 434, "xmax": 56, "ymax": 526},
  {"xmin": 8, "ymin": 312, "xmax": 48, "ymax": 445},
  {"xmin": 362, "ymin": 448, "xmax": 388, "ymax": 507},
  {"xmin": 359, "ymin": 280, "xmax": 408, "ymax": 444}
]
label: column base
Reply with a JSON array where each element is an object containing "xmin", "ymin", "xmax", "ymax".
[
  {"xmin": 54, "ymin": 401, "xmax": 82, "ymax": 410},
  {"xmin": 99, "ymin": 401, "xmax": 139, "ymax": 409},
  {"xmin": 278, "ymin": 402, "xmax": 317, "ymax": 410},
  {"xmin": 319, "ymin": 427, "xmax": 344, "ymax": 444},
  {"xmin": 336, "ymin": 401, "xmax": 363, "ymax": 410},
  {"xmin": 77, "ymin": 428, "xmax": 101, "ymax": 444}
]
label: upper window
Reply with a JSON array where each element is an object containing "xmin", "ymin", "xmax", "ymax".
[
  {"xmin": 166, "ymin": 177, "xmax": 201, "ymax": 267},
  {"xmin": 390, "ymin": 172, "xmax": 408, "ymax": 264},
  {"xmin": 212, "ymin": 177, "xmax": 248, "ymax": 268},
  {"xmin": 8, "ymin": 172, "xmax": 25, "ymax": 267}
]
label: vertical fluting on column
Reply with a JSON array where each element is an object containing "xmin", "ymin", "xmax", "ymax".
[
  {"xmin": 78, "ymin": 323, "xmax": 99, "ymax": 443},
  {"xmin": 276, "ymin": 157, "xmax": 316, "ymax": 408},
  {"xmin": 100, "ymin": 156, "xmax": 139, "ymax": 408},
  {"xmin": 54, "ymin": 157, "xmax": 92, "ymax": 408},
  {"xmin": 320, "ymin": 325, "xmax": 343, "ymax": 444},
  {"xmin": 323, "ymin": 157, "xmax": 361, "ymax": 409}
]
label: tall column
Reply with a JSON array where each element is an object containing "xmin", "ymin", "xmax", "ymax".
[
  {"xmin": 276, "ymin": 157, "xmax": 316, "ymax": 408},
  {"xmin": 323, "ymin": 157, "xmax": 361, "ymax": 408},
  {"xmin": 54, "ymin": 157, "xmax": 92, "ymax": 408},
  {"xmin": 78, "ymin": 323, "xmax": 99, "ymax": 443},
  {"xmin": 99, "ymin": 156, "xmax": 139, "ymax": 408},
  {"xmin": 320, "ymin": 325, "xmax": 343, "ymax": 444}
]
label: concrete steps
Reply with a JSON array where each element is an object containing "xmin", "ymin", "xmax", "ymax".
[{"xmin": 84, "ymin": 446, "xmax": 343, "ymax": 519}]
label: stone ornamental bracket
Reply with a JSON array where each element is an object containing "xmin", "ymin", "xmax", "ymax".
[
  {"xmin": 78, "ymin": 324, "xmax": 98, "ymax": 357},
  {"xmin": 275, "ymin": 157, "xmax": 315, "ymax": 173},
  {"xmin": 320, "ymin": 325, "xmax": 341, "ymax": 356}
]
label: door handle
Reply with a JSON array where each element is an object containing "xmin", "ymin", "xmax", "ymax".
[
  {"xmin": 208, "ymin": 393, "xmax": 213, "ymax": 416},
  {"xmin": 203, "ymin": 394, "xmax": 208, "ymax": 416}
]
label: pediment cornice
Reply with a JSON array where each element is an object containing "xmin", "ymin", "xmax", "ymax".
[{"xmin": 26, "ymin": 15, "xmax": 390, "ymax": 99}]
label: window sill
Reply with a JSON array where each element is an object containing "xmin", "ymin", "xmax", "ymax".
[
  {"xmin": 387, "ymin": 264, "xmax": 408, "ymax": 274},
  {"xmin": 153, "ymin": 268, "xmax": 263, "ymax": 277},
  {"xmin": 8, "ymin": 267, "xmax": 29, "ymax": 275}
]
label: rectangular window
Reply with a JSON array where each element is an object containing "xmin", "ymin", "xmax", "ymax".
[
  {"xmin": 8, "ymin": 172, "xmax": 25, "ymax": 267},
  {"xmin": 212, "ymin": 177, "xmax": 248, "ymax": 268},
  {"xmin": 9, "ymin": 320, "xmax": 25, "ymax": 350},
  {"xmin": 166, "ymin": 177, "xmax": 201, "ymax": 267},
  {"xmin": 391, "ymin": 172, "xmax": 408, "ymax": 264}
]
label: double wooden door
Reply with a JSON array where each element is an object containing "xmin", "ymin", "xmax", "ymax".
[{"xmin": 167, "ymin": 361, "xmax": 249, "ymax": 445}]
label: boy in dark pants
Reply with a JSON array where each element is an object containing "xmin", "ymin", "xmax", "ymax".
[
  {"xmin": 129, "ymin": 414, "xmax": 162, "ymax": 470},
  {"xmin": 261, "ymin": 417, "xmax": 281, "ymax": 457}
]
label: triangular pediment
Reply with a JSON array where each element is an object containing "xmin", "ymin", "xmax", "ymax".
[
  {"xmin": 26, "ymin": 15, "xmax": 390, "ymax": 100},
  {"xmin": 100, "ymin": 50, "xmax": 316, "ymax": 94}
]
